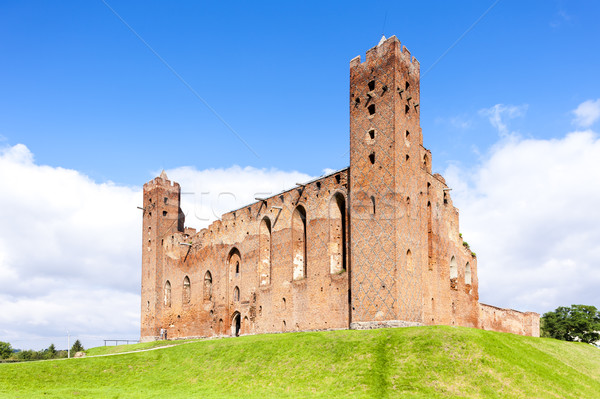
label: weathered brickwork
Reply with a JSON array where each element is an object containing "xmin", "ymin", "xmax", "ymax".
[{"xmin": 140, "ymin": 36, "xmax": 540, "ymax": 342}]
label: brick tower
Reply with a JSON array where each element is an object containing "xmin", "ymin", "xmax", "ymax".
[
  {"xmin": 140, "ymin": 171, "xmax": 184, "ymax": 341},
  {"xmin": 349, "ymin": 36, "xmax": 426, "ymax": 326}
]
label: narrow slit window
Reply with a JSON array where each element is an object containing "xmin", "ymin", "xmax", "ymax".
[
  {"xmin": 368, "ymin": 129, "xmax": 375, "ymax": 139},
  {"xmin": 405, "ymin": 104, "xmax": 409, "ymax": 114},
  {"xmin": 369, "ymin": 152, "xmax": 375, "ymax": 164}
]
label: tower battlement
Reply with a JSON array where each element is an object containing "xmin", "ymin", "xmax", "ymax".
[{"xmin": 350, "ymin": 35, "xmax": 420, "ymax": 72}]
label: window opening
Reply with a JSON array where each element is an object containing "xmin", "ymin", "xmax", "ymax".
[
  {"xmin": 292, "ymin": 205, "xmax": 307, "ymax": 280},
  {"xmin": 465, "ymin": 262, "xmax": 472, "ymax": 285},
  {"xmin": 164, "ymin": 281, "xmax": 171, "ymax": 307},
  {"xmin": 329, "ymin": 193, "xmax": 347, "ymax": 274},
  {"xmin": 259, "ymin": 217, "xmax": 272, "ymax": 286},
  {"xmin": 204, "ymin": 271, "xmax": 212, "ymax": 301},
  {"xmin": 183, "ymin": 276, "xmax": 191, "ymax": 304}
]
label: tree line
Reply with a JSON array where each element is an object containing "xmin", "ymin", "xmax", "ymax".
[
  {"xmin": 0, "ymin": 340, "xmax": 84, "ymax": 362},
  {"xmin": 541, "ymin": 304, "xmax": 600, "ymax": 345}
]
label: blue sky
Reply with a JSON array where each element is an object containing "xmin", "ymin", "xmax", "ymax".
[
  {"xmin": 1, "ymin": 1, "xmax": 600, "ymax": 350},
  {"xmin": 1, "ymin": 1, "xmax": 598, "ymax": 184}
]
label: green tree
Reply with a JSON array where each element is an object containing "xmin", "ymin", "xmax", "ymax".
[
  {"xmin": 46, "ymin": 343, "xmax": 57, "ymax": 359},
  {"xmin": 0, "ymin": 341, "xmax": 12, "ymax": 359},
  {"xmin": 541, "ymin": 304, "xmax": 600, "ymax": 344},
  {"xmin": 71, "ymin": 339, "xmax": 84, "ymax": 353}
]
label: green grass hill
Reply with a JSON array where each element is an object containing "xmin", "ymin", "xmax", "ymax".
[{"xmin": 1, "ymin": 326, "xmax": 599, "ymax": 398}]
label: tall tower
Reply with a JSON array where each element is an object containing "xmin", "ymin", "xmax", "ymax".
[
  {"xmin": 140, "ymin": 171, "xmax": 184, "ymax": 341},
  {"xmin": 349, "ymin": 36, "xmax": 425, "ymax": 326}
]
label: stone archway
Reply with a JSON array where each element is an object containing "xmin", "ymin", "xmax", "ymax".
[{"xmin": 231, "ymin": 312, "xmax": 241, "ymax": 337}]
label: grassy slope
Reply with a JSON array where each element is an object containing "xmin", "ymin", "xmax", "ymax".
[{"xmin": 1, "ymin": 326, "xmax": 599, "ymax": 399}]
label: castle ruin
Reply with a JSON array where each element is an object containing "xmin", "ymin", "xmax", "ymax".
[{"xmin": 140, "ymin": 36, "xmax": 540, "ymax": 341}]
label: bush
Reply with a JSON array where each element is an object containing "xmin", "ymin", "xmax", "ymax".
[{"xmin": 0, "ymin": 342, "xmax": 12, "ymax": 359}]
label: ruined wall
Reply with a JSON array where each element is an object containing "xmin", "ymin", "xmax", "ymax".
[
  {"xmin": 141, "ymin": 171, "xmax": 350, "ymax": 341},
  {"xmin": 479, "ymin": 303, "xmax": 540, "ymax": 337}
]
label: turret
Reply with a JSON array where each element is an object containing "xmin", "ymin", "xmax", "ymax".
[{"xmin": 140, "ymin": 171, "xmax": 185, "ymax": 341}]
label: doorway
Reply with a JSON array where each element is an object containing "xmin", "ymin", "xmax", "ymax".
[{"xmin": 231, "ymin": 312, "xmax": 241, "ymax": 336}]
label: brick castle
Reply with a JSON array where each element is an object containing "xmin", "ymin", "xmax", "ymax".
[{"xmin": 140, "ymin": 36, "xmax": 539, "ymax": 341}]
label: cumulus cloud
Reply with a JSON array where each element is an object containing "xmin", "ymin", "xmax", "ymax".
[
  {"xmin": 0, "ymin": 144, "xmax": 313, "ymax": 350},
  {"xmin": 165, "ymin": 166, "xmax": 313, "ymax": 231},
  {"xmin": 446, "ymin": 129, "xmax": 600, "ymax": 314},
  {"xmin": 479, "ymin": 104, "xmax": 528, "ymax": 137},
  {"xmin": 0, "ymin": 144, "xmax": 142, "ymax": 350},
  {"xmin": 572, "ymin": 99, "xmax": 600, "ymax": 127}
]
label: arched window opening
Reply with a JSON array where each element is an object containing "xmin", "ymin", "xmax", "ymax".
[
  {"xmin": 370, "ymin": 196, "xmax": 376, "ymax": 215},
  {"xmin": 368, "ymin": 80, "xmax": 375, "ymax": 91},
  {"xmin": 465, "ymin": 262, "xmax": 472, "ymax": 285},
  {"xmin": 292, "ymin": 205, "xmax": 307, "ymax": 280},
  {"xmin": 233, "ymin": 286, "xmax": 240, "ymax": 302},
  {"xmin": 450, "ymin": 256, "xmax": 458, "ymax": 280},
  {"xmin": 329, "ymin": 193, "xmax": 347, "ymax": 274},
  {"xmin": 259, "ymin": 217, "xmax": 272, "ymax": 286},
  {"xmin": 423, "ymin": 154, "xmax": 429, "ymax": 169},
  {"xmin": 164, "ymin": 281, "xmax": 171, "ymax": 308},
  {"xmin": 228, "ymin": 248, "xmax": 241, "ymax": 279},
  {"xmin": 368, "ymin": 104, "xmax": 376, "ymax": 115},
  {"xmin": 183, "ymin": 276, "xmax": 191, "ymax": 304},
  {"xmin": 406, "ymin": 249, "xmax": 413, "ymax": 272},
  {"xmin": 369, "ymin": 152, "xmax": 375, "ymax": 164},
  {"xmin": 427, "ymin": 201, "xmax": 433, "ymax": 270},
  {"xmin": 203, "ymin": 271, "xmax": 212, "ymax": 301}
]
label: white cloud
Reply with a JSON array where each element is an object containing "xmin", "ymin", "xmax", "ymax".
[
  {"xmin": 165, "ymin": 166, "xmax": 313, "ymax": 231},
  {"xmin": 479, "ymin": 104, "xmax": 528, "ymax": 137},
  {"xmin": 0, "ymin": 144, "xmax": 142, "ymax": 350},
  {"xmin": 572, "ymin": 99, "xmax": 600, "ymax": 127},
  {"xmin": 446, "ymin": 130, "xmax": 600, "ymax": 314},
  {"xmin": 434, "ymin": 115, "xmax": 472, "ymax": 130},
  {"xmin": 0, "ymin": 144, "xmax": 312, "ymax": 350}
]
